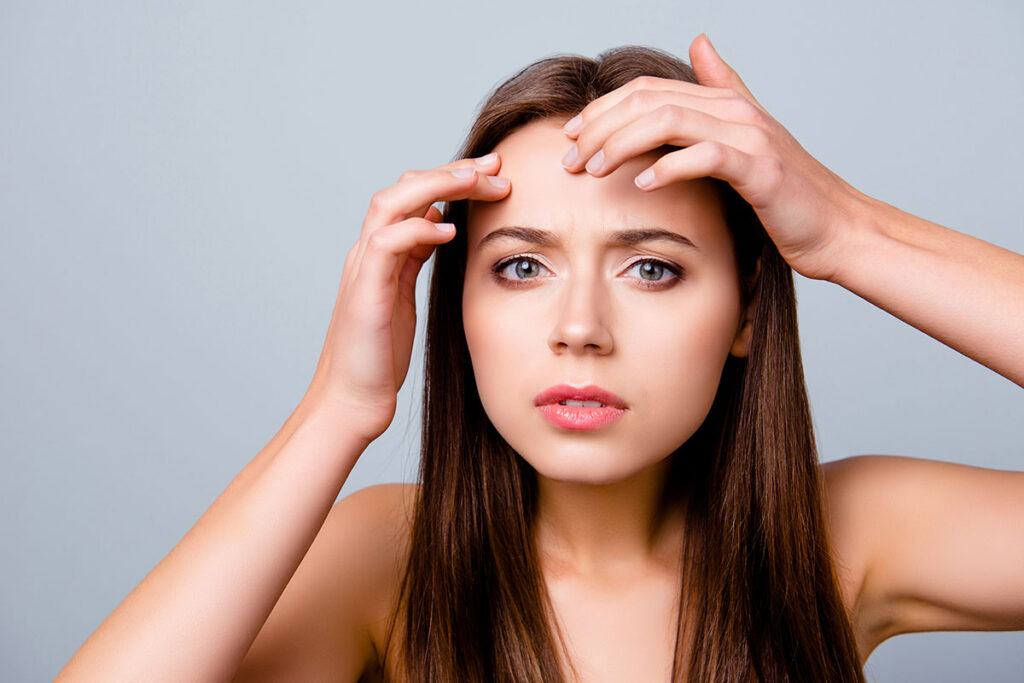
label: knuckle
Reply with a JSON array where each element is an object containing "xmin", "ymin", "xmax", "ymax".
[
  {"xmin": 742, "ymin": 125, "xmax": 771, "ymax": 151},
  {"xmin": 630, "ymin": 75, "xmax": 660, "ymax": 90},
  {"xmin": 703, "ymin": 141, "xmax": 727, "ymax": 167},
  {"xmin": 738, "ymin": 100, "xmax": 766, "ymax": 125},
  {"xmin": 625, "ymin": 75, "xmax": 646, "ymax": 91},
  {"xmin": 368, "ymin": 191, "xmax": 394, "ymax": 215},
  {"xmin": 365, "ymin": 229, "xmax": 392, "ymax": 252},
  {"xmin": 397, "ymin": 169, "xmax": 419, "ymax": 183},
  {"xmin": 626, "ymin": 88, "xmax": 656, "ymax": 110},
  {"xmin": 654, "ymin": 103, "xmax": 680, "ymax": 126}
]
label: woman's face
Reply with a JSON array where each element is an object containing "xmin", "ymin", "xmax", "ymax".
[{"xmin": 462, "ymin": 119, "xmax": 751, "ymax": 485}]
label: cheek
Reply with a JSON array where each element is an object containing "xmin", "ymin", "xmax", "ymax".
[
  {"xmin": 648, "ymin": 277, "xmax": 741, "ymax": 370},
  {"xmin": 463, "ymin": 273, "xmax": 742, "ymax": 429},
  {"xmin": 626, "ymin": 279, "xmax": 742, "ymax": 443},
  {"xmin": 462, "ymin": 284, "xmax": 538, "ymax": 425}
]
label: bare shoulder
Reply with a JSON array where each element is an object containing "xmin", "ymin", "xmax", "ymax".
[
  {"xmin": 329, "ymin": 481, "xmax": 419, "ymax": 557},
  {"xmin": 820, "ymin": 455, "xmax": 1024, "ymax": 662},
  {"xmin": 323, "ymin": 482, "xmax": 419, "ymax": 659},
  {"xmin": 233, "ymin": 482, "xmax": 419, "ymax": 682}
]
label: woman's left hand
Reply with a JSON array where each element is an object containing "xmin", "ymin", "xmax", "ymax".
[{"xmin": 561, "ymin": 33, "xmax": 865, "ymax": 282}]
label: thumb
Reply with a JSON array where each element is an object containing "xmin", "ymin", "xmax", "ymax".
[{"xmin": 689, "ymin": 34, "xmax": 764, "ymax": 110}]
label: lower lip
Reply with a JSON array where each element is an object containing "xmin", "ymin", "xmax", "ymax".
[{"xmin": 537, "ymin": 403, "xmax": 626, "ymax": 430}]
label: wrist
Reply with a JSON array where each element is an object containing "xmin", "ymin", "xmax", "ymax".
[
  {"xmin": 812, "ymin": 185, "xmax": 889, "ymax": 286},
  {"xmin": 295, "ymin": 389, "xmax": 383, "ymax": 453}
]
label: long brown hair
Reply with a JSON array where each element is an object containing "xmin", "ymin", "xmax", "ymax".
[{"xmin": 380, "ymin": 45, "xmax": 865, "ymax": 682}]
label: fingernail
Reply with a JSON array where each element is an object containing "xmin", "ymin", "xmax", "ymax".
[
  {"xmin": 475, "ymin": 152, "xmax": 497, "ymax": 164},
  {"xmin": 635, "ymin": 169, "xmax": 655, "ymax": 188},
  {"xmin": 451, "ymin": 168, "xmax": 475, "ymax": 178},
  {"xmin": 561, "ymin": 144, "xmax": 578, "ymax": 168},
  {"xmin": 486, "ymin": 175, "xmax": 509, "ymax": 188},
  {"xmin": 563, "ymin": 114, "xmax": 582, "ymax": 135},
  {"xmin": 585, "ymin": 149, "xmax": 604, "ymax": 174},
  {"xmin": 435, "ymin": 222, "xmax": 455, "ymax": 231}
]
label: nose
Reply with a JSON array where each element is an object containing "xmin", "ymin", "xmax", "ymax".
[{"xmin": 546, "ymin": 271, "xmax": 615, "ymax": 355}]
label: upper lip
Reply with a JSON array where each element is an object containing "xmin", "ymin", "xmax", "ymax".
[{"xmin": 534, "ymin": 384, "xmax": 628, "ymax": 409}]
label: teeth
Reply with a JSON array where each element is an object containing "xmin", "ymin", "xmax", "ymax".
[{"xmin": 559, "ymin": 399, "xmax": 606, "ymax": 407}]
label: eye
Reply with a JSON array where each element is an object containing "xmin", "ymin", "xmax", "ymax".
[
  {"xmin": 490, "ymin": 255, "xmax": 550, "ymax": 288},
  {"xmin": 489, "ymin": 255, "xmax": 685, "ymax": 290},
  {"xmin": 625, "ymin": 258, "xmax": 684, "ymax": 289}
]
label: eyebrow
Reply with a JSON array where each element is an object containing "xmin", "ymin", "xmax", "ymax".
[{"xmin": 476, "ymin": 225, "xmax": 699, "ymax": 251}]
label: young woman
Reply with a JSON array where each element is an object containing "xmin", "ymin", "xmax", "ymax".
[{"xmin": 56, "ymin": 35, "xmax": 1024, "ymax": 682}]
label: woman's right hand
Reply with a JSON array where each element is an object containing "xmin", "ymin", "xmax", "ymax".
[{"xmin": 302, "ymin": 153, "xmax": 510, "ymax": 446}]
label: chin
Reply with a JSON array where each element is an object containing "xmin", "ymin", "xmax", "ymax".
[{"xmin": 518, "ymin": 449, "xmax": 660, "ymax": 486}]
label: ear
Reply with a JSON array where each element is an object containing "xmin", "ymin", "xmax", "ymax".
[{"xmin": 729, "ymin": 259, "xmax": 761, "ymax": 358}]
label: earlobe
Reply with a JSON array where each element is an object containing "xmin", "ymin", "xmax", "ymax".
[
  {"xmin": 729, "ymin": 314, "xmax": 753, "ymax": 358},
  {"xmin": 729, "ymin": 259, "xmax": 760, "ymax": 358}
]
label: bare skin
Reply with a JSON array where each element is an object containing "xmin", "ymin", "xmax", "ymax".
[
  {"xmin": 459, "ymin": 119, "xmax": 747, "ymax": 681},
  {"xmin": 54, "ymin": 153, "xmax": 513, "ymax": 682},
  {"xmin": 239, "ymin": 104, "xmax": 1024, "ymax": 678},
  {"xmin": 56, "ymin": 35, "xmax": 1024, "ymax": 683}
]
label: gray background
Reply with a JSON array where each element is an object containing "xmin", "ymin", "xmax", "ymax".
[{"xmin": 2, "ymin": 0, "xmax": 1022, "ymax": 680}]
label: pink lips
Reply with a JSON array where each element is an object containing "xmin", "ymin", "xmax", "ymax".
[{"xmin": 534, "ymin": 383, "xmax": 628, "ymax": 431}]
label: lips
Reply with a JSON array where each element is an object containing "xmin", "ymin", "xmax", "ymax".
[{"xmin": 533, "ymin": 383, "xmax": 628, "ymax": 409}]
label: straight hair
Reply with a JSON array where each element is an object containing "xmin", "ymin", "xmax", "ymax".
[{"xmin": 380, "ymin": 45, "xmax": 866, "ymax": 682}]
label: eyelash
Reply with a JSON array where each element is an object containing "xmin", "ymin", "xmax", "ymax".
[{"xmin": 489, "ymin": 254, "xmax": 685, "ymax": 290}]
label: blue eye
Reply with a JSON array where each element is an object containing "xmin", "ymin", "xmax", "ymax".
[
  {"xmin": 489, "ymin": 255, "xmax": 684, "ymax": 290},
  {"xmin": 494, "ymin": 256, "xmax": 549, "ymax": 284},
  {"xmin": 622, "ymin": 258, "xmax": 685, "ymax": 290},
  {"xmin": 626, "ymin": 259, "xmax": 681, "ymax": 285},
  {"xmin": 489, "ymin": 255, "xmax": 552, "ymax": 288}
]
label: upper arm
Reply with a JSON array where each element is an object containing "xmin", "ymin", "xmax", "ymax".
[
  {"xmin": 232, "ymin": 483, "xmax": 414, "ymax": 683},
  {"xmin": 824, "ymin": 455, "xmax": 1024, "ymax": 652}
]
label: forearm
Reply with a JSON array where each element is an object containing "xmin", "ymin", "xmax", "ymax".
[
  {"xmin": 829, "ymin": 192, "xmax": 1024, "ymax": 387},
  {"xmin": 55, "ymin": 400, "xmax": 368, "ymax": 683}
]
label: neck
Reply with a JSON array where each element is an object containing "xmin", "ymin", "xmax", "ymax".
[{"xmin": 532, "ymin": 454, "xmax": 685, "ymax": 579}]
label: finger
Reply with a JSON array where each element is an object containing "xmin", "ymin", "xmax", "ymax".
[
  {"xmin": 383, "ymin": 153, "xmax": 504, "ymax": 218},
  {"xmin": 438, "ymin": 151, "xmax": 503, "ymax": 174},
  {"xmin": 396, "ymin": 235, "xmax": 438, "ymax": 305},
  {"xmin": 562, "ymin": 74, "xmax": 734, "ymax": 139},
  {"xmin": 357, "ymin": 204, "xmax": 448, "ymax": 311},
  {"xmin": 688, "ymin": 34, "xmax": 766, "ymax": 112},
  {"xmin": 351, "ymin": 217, "xmax": 457, "ymax": 312},
  {"xmin": 337, "ymin": 241, "xmax": 360, "ymax": 301},
  {"xmin": 633, "ymin": 141, "xmax": 780, "ymax": 200},
  {"xmin": 423, "ymin": 205, "xmax": 444, "ymax": 223},
  {"xmin": 355, "ymin": 169, "xmax": 508, "ymax": 284},
  {"xmin": 342, "ymin": 207, "xmax": 445, "ymax": 292},
  {"xmin": 405, "ymin": 184, "xmax": 490, "ymax": 227},
  {"xmin": 563, "ymin": 92, "xmax": 761, "ymax": 175},
  {"xmin": 364, "ymin": 167, "xmax": 511, "ymax": 230},
  {"xmin": 587, "ymin": 107, "xmax": 760, "ymax": 178}
]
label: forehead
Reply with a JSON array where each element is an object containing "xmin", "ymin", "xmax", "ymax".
[{"xmin": 466, "ymin": 118, "xmax": 731, "ymax": 252}]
